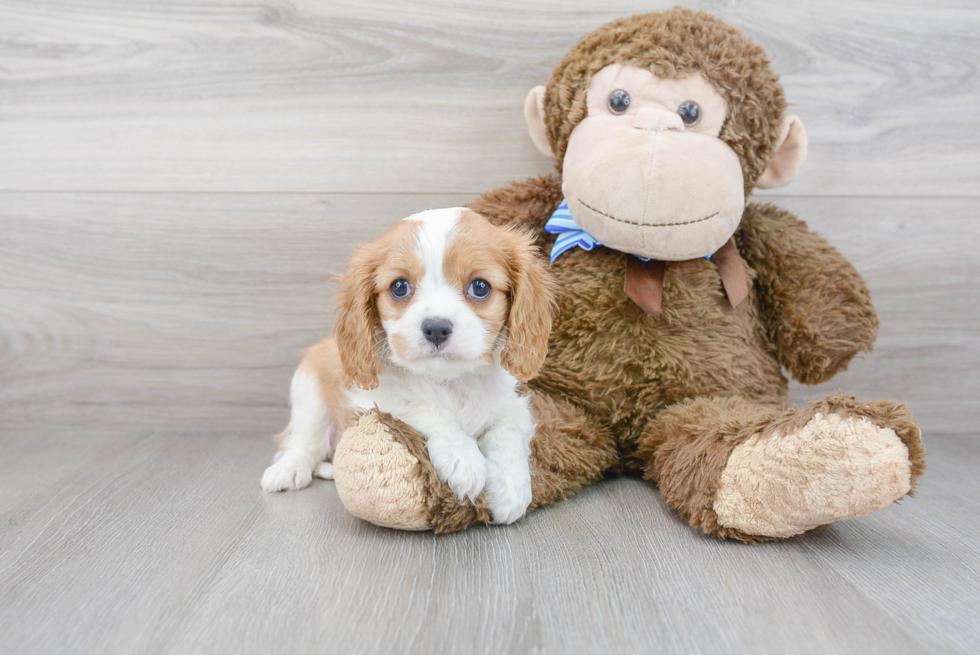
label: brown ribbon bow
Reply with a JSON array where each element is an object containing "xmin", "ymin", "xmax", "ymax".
[{"xmin": 623, "ymin": 238, "xmax": 748, "ymax": 320}]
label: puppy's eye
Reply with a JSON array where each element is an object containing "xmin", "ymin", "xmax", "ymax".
[
  {"xmin": 389, "ymin": 278, "xmax": 412, "ymax": 299},
  {"xmin": 608, "ymin": 89, "xmax": 631, "ymax": 115},
  {"xmin": 468, "ymin": 279, "xmax": 491, "ymax": 300},
  {"xmin": 677, "ymin": 100, "xmax": 701, "ymax": 127}
]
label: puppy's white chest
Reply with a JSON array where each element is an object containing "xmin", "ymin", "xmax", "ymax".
[
  {"xmin": 350, "ymin": 368, "xmax": 517, "ymax": 439},
  {"xmin": 440, "ymin": 384, "xmax": 505, "ymax": 437}
]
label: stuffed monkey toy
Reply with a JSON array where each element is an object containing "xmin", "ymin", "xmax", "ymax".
[{"xmin": 328, "ymin": 7, "xmax": 926, "ymax": 542}]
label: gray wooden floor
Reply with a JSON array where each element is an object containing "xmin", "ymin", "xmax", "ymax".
[
  {"xmin": 1, "ymin": 432, "xmax": 979, "ymax": 654},
  {"xmin": 2, "ymin": 0, "xmax": 980, "ymax": 653}
]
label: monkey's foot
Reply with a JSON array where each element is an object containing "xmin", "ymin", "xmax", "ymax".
[
  {"xmin": 332, "ymin": 411, "xmax": 490, "ymax": 533},
  {"xmin": 712, "ymin": 399, "xmax": 925, "ymax": 538}
]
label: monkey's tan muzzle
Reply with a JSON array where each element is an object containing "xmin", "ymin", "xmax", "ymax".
[{"xmin": 562, "ymin": 117, "xmax": 745, "ymax": 261}]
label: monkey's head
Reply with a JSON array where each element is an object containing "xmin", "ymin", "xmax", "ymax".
[{"xmin": 525, "ymin": 8, "xmax": 807, "ymax": 261}]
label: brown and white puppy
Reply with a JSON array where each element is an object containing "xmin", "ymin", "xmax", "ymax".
[{"xmin": 261, "ymin": 207, "xmax": 554, "ymax": 525}]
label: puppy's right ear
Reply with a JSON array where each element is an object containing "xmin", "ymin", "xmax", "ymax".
[{"xmin": 334, "ymin": 245, "xmax": 382, "ymax": 390}]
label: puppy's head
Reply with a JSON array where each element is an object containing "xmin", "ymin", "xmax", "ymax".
[{"xmin": 335, "ymin": 207, "xmax": 555, "ymax": 388}]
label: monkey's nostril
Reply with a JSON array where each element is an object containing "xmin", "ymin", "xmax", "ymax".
[{"xmin": 421, "ymin": 318, "xmax": 453, "ymax": 346}]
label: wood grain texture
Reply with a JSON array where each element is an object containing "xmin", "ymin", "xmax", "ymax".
[
  {"xmin": 0, "ymin": 191, "xmax": 462, "ymax": 433},
  {"xmin": 0, "ymin": 430, "xmax": 977, "ymax": 655},
  {"xmin": 2, "ymin": 192, "xmax": 977, "ymax": 435},
  {"xmin": 0, "ymin": 0, "xmax": 977, "ymax": 195},
  {"xmin": 800, "ymin": 439, "xmax": 980, "ymax": 654}
]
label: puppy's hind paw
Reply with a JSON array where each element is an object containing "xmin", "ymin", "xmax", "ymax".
[
  {"xmin": 314, "ymin": 461, "xmax": 334, "ymax": 480},
  {"xmin": 261, "ymin": 459, "xmax": 313, "ymax": 492}
]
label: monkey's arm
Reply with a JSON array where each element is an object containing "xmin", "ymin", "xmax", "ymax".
[
  {"xmin": 736, "ymin": 202, "xmax": 879, "ymax": 385},
  {"xmin": 467, "ymin": 174, "xmax": 564, "ymax": 235}
]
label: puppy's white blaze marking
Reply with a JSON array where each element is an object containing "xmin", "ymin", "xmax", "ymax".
[
  {"xmin": 408, "ymin": 207, "xmax": 462, "ymax": 295},
  {"xmin": 401, "ymin": 207, "xmax": 466, "ymax": 224},
  {"xmin": 387, "ymin": 206, "xmax": 489, "ymax": 372}
]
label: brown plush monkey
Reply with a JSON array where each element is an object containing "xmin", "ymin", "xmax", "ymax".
[{"xmin": 330, "ymin": 8, "xmax": 925, "ymax": 542}]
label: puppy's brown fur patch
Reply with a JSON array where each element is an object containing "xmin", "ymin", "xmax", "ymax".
[
  {"xmin": 335, "ymin": 219, "xmax": 423, "ymax": 389},
  {"xmin": 444, "ymin": 210, "xmax": 514, "ymax": 356},
  {"xmin": 276, "ymin": 339, "xmax": 356, "ymax": 446},
  {"xmin": 445, "ymin": 210, "xmax": 557, "ymax": 382}
]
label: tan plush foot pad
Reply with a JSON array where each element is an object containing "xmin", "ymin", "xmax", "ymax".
[
  {"xmin": 332, "ymin": 411, "xmax": 491, "ymax": 533},
  {"xmin": 713, "ymin": 396, "xmax": 925, "ymax": 539}
]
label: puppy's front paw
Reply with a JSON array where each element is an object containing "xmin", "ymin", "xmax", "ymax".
[
  {"xmin": 485, "ymin": 462, "xmax": 532, "ymax": 525},
  {"xmin": 427, "ymin": 437, "xmax": 487, "ymax": 503},
  {"xmin": 261, "ymin": 458, "xmax": 313, "ymax": 492}
]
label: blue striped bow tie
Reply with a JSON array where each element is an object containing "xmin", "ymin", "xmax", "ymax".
[
  {"xmin": 544, "ymin": 199, "xmax": 651, "ymax": 264},
  {"xmin": 544, "ymin": 199, "xmax": 718, "ymax": 265},
  {"xmin": 543, "ymin": 199, "xmax": 598, "ymax": 264}
]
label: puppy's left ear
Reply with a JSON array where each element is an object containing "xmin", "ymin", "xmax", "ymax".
[{"xmin": 501, "ymin": 233, "xmax": 555, "ymax": 382}]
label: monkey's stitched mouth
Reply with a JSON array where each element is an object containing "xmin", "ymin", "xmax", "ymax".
[{"xmin": 576, "ymin": 198, "xmax": 719, "ymax": 228}]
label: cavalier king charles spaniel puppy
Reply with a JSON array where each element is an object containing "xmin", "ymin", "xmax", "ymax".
[{"xmin": 261, "ymin": 207, "xmax": 555, "ymax": 525}]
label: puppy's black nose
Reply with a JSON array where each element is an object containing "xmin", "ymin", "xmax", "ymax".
[{"xmin": 422, "ymin": 318, "xmax": 452, "ymax": 346}]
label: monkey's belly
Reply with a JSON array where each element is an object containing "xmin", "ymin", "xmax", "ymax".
[{"xmin": 531, "ymin": 251, "xmax": 787, "ymax": 429}]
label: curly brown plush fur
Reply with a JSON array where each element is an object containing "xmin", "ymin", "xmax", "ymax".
[
  {"xmin": 473, "ymin": 175, "xmax": 922, "ymax": 540},
  {"xmin": 542, "ymin": 8, "xmax": 786, "ymax": 195},
  {"xmin": 736, "ymin": 204, "xmax": 880, "ymax": 384}
]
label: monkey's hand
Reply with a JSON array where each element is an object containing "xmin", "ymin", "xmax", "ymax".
[{"xmin": 737, "ymin": 202, "xmax": 879, "ymax": 385}]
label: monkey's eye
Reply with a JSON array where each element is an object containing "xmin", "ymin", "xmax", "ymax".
[
  {"xmin": 677, "ymin": 101, "xmax": 701, "ymax": 127},
  {"xmin": 607, "ymin": 89, "xmax": 631, "ymax": 115},
  {"xmin": 390, "ymin": 278, "xmax": 412, "ymax": 299},
  {"xmin": 468, "ymin": 279, "xmax": 492, "ymax": 300}
]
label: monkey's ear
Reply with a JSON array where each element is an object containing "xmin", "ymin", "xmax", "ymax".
[
  {"xmin": 524, "ymin": 86, "xmax": 556, "ymax": 159},
  {"xmin": 757, "ymin": 114, "xmax": 808, "ymax": 189}
]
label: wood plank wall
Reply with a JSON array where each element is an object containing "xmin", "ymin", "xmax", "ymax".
[{"xmin": 1, "ymin": 0, "xmax": 978, "ymax": 434}]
